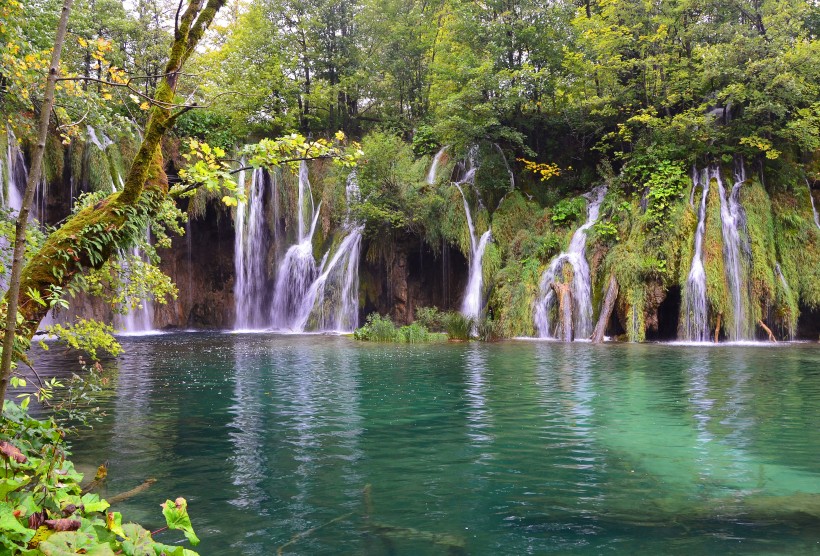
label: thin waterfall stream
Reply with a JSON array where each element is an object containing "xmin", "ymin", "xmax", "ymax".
[
  {"xmin": 427, "ymin": 146, "xmax": 449, "ymax": 185},
  {"xmin": 118, "ymin": 228, "xmax": 155, "ymax": 334},
  {"xmin": 455, "ymin": 183, "xmax": 491, "ymax": 322},
  {"xmin": 716, "ymin": 163, "xmax": 755, "ymax": 340},
  {"xmin": 809, "ymin": 179, "xmax": 820, "ymax": 231},
  {"xmin": 534, "ymin": 186, "xmax": 606, "ymax": 340},
  {"xmin": 681, "ymin": 167, "xmax": 711, "ymax": 341}
]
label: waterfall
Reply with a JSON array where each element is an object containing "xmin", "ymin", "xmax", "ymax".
[
  {"xmin": 5, "ymin": 128, "xmax": 26, "ymax": 213},
  {"xmin": 808, "ymin": 179, "xmax": 820, "ymax": 231},
  {"xmin": 232, "ymin": 161, "xmax": 364, "ymax": 333},
  {"xmin": 455, "ymin": 183, "xmax": 491, "ymax": 321},
  {"xmin": 269, "ymin": 162, "xmax": 322, "ymax": 330},
  {"xmin": 118, "ymin": 228, "xmax": 155, "ymax": 334},
  {"xmin": 293, "ymin": 219, "xmax": 364, "ymax": 332},
  {"xmin": 234, "ymin": 167, "xmax": 274, "ymax": 329},
  {"xmin": 681, "ymin": 167, "xmax": 710, "ymax": 341},
  {"xmin": 426, "ymin": 146, "xmax": 449, "ymax": 185},
  {"xmin": 533, "ymin": 186, "xmax": 607, "ymax": 340},
  {"xmin": 716, "ymin": 163, "xmax": 755, "ymax": 340}
]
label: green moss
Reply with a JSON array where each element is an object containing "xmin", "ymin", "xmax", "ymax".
[
  {"xmin": 87, "ymin": 146, "xmax": 114, "ymax": 193},
  {"xmin": 772, "ymin": 186, "xmax": 820, "ymax": 310},
  {"xmin": 741, "ymin": 178, "xmax": 779, "ymax": 325},
  {"xmin": 43, "ymin": 134, "xmax": 63, "ymax": 185},
  {"xmin": 491, "ymin": 191, "xmax": 540, "ymax": 254},
  {"xmin": 488, "ymin": 257, "xmax": 540, "ymax": 338},
  {"xmin": 703, "ymin": 179, "xmax": 727, "ymax": 329}
]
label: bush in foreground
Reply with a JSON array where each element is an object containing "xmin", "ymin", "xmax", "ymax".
[{"xmin": 0, "ymin": 401, "xmax": 200, "ymax": 555}]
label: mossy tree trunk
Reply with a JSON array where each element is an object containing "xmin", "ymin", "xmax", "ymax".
[
  {"xmin": 0, "ymin": 0, "xmax": 226, "ymax": 401},
  {"xmin": 0, "ymin": 0, "xmax": 75, "ymax": 402},
  {"xmin": 592, "ymin": 274, "xmax": 618, "ymax": 343}
]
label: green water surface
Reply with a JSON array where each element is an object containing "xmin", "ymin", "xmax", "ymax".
[{"xmin": 36, "ymin": 335, "xmax": 820, "ymax": 554}]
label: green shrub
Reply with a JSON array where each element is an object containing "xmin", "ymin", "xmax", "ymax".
[
  {"xmin": 397, "ymin": 322, "xmax": 435, "ymax": 343},
  {"xmin": 551, "ymin": 196, "xmax": 586, "ymax": 225},
  {"xmin": 353, "ymin": 313, "xmax": 399, "ymax": 341},
  {"xmin": 415, "ymin": 306, "xmax": 444, "ymax": 331},
  {"xmin": 354, "ymin": 313, "xmax": 446, "ymax": 343},
  {"xmin": 477, "ymin": 317, "xmax": 499, "ymax": 342},
  {"xmin": 443, "ymin": 312, "xmax": 474, "ymax": 340}
]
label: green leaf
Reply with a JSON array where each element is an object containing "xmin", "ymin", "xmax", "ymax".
[
  {"xmin": 0, "ymin": 501, "xmax": 35, "ymax": 543},
  {"xmin": 0, "ymin": 475, "xmax": 31, "ymax": 498},
  {"xmin": 81, "ymin": 493, "xmax": 110, "ymax": 514},
  {"xmin": 106, "ymin": 511, "xmax": 125, "ymax": 538},
  {"xmin": 38, "ymin": 531, "xmax": 116, "ymax": 556},
  {"xmin": 161, "ymin": 498, "xmax": 199, "ymax": 546},
  {"xmin": 120, "ymin": 523, "xmax": 155, "ymax": 556}
]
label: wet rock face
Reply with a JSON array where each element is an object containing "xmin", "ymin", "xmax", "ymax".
[
  {"xmin": 643, "ymin": 280, "xmax": 667, "ymax": 335},
  {"xmin": 360, "ymin": 235, "xmax": 468, "ymax": 325},
  {"xmin": 155, "ymin": 205, "xmax": 236, "ymax": 329}
]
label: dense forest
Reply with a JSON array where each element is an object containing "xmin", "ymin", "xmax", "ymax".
[{"xmin": 1, "ymin": 0, "xmax": 820, "ymax": 348}]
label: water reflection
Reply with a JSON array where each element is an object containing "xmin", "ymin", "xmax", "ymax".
[
  {"xmin": 228, "ymin": 339, "xmax": 271, "ymax": 513},
  {"xmin": 463, "ymin": 344, "xmax": 493, "ymax": 446},
  {"xmin": 27, "ymin": 337, "xmax": 820, "ymax": 555}
]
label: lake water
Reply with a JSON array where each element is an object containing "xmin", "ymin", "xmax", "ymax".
[{"xmin": 33, "ymin": 334, "xmax": 820, "ymax": 554}]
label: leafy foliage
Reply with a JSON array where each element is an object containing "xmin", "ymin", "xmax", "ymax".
[{"xmin": 0, "ymin": 401, "xmax": 200, "ymax": 555}]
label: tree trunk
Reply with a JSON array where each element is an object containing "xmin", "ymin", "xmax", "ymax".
[
  {"xmin": 1, "ymin": 0, "xmax": 226, "ymax": 403},
  {"xmin": 592, "ymin": 275, "xmax": 618, "ymax": 343},
  {"xmin": 758, "ymin": 319, "xmax": 777, "ymax": 342},
  {"xmin": 0, "ymin": 0, "xmax": 75, "ymax": 403}
]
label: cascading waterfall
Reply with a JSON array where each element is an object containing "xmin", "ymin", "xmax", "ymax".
[
  {"xmin": 426, "ymin": 146, "xmax": 449, "ymax": 185},
  {"xmin": 234, "ymin": 167, "xmax": 274, "ymax": 329},
  {"xmin": 455, "ymin": 183, "xmax": 491, "ymax": 321},
  {"xmin": 716, "ymin": 163, "xmax": 755, "ymax": 340},
  {"xmin": 533, "ymin": 186, "xmax": 607, "ymax": 340},
  {"xmin": 233, "ymin": 162, "xmax": 359, "ymax": 333},
  {"xmin": 269, "ymin": 162, "xmax": 322, "ymax": 330},
  {"xmin": 681, "ymin": 167, "xmax": 711, "ymax": 341},
  {"xmin": 291, "ymin": 172, "xmax": 363, "ymax": 332},
  {"xmin": 808, "ymin": 179, "xmax": 820, "ymax": 231}
]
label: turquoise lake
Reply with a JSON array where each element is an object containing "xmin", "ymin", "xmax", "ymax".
[{"xmin": 34, "ymin": 334, "xmax": 820, "ymax": 554}]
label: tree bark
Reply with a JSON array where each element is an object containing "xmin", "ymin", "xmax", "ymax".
[
  {"xmin": 758, "ymin": 319, "xmax": 777, "ymax": 342},
  {"xmin": 592, "ymin": 274, "xmax": 618, "ymax": 343},
  {"xmin": 0, "ymin": 0, "xmax": 75, "ymax": 403},
  {"xmin": 1, "ymin": 0, "xmax": 226, "ymax": 402}
]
